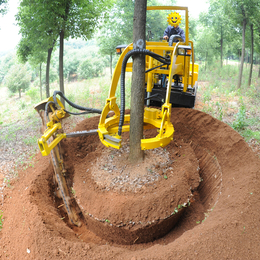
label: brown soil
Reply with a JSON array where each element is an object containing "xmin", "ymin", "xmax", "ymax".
[
  {"xmin": 65, "ymin": 121, "xmax": 200, "ymax": 244},
  {"xmin": 1, "ymin": 107, "xmax": 260, "ymax": 259}
]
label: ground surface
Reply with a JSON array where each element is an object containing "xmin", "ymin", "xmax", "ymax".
[{"xmin": 1, "ymin": 107, "xmax": 260, "ymax": 259}]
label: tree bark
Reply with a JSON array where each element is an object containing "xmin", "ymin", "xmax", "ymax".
[
  {"xmin": 248, "ymin": 23, "xmax": 254, "ymax": 87},
  {"xmin": 40, "ymin": 63, "xmax": 42, "ymax": 100},
  {"xmin": 129, "ymin": 0, "xmax": 147, "ymax": 163},
  {"xmin": 46, "ymin": 47, "xmax": 53, "ymax": 98},
  {"xmin": 246, "ymin": 49, "xmax": 248, "ymax": 68},
  {"xmin": 258, "ymin": 56, "xmax": 260, "ymax": 78},
  {"xmin": 238, "ymin": 17, "xmax": 247, "ymax": 89},
  {"xmin": 59, "ymin": 29, "xmax": 65, "ymax": 106},
  {"xmin": 220, "ymin": 25, "xmax": 223, "ymax": 68},
  {"xmin": 110, "ymin": 53, "xmax": 113, "ymax": 80},
  {"xmin": 205, "ymin": 51, "xmax": 208, "ymax": 72}
]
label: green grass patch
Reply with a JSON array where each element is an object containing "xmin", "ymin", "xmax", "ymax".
[
  {"xmin": 23, "ymin": 136, "xmax": 38, "ymax": 146},
  {"xmin": 0, "ymin": 210, "xmax": 3, "ymax": 230},
  {"xmin": 198, "ymin": 62, "xmax": 260, "ymax": 149},
  {"xmin": 240, "ymin": 130, "xmax": 260, "ymax": 142}
]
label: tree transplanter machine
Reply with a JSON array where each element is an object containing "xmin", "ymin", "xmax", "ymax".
[{"xmin": 34, "ymin": 6, "xmax": 199, "ymax": 226}]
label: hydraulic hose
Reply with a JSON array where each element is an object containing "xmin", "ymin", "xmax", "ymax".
[
  {"xmin": 118, "ymin": 49, "xmax": 171, "ymax": 136},
  {"xmin": 45, "ymin": 101, "xmax": 55, "ymax": 120},
  {"xmin": 52, "ymin": 90, "xmax": 102, "ymax": 115}
]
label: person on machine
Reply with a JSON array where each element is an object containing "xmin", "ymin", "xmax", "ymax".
[{"xmin": 163, "ymin": 11, "xmax": 185, "ymax": 42}]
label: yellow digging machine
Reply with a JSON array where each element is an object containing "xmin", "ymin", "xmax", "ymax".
[{"xmin": 34, "ymin": 6, "xmax": 199, "ymax": 226}]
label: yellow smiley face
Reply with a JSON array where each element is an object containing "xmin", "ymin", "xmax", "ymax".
[{"xmin": 167, "ymin": 12, "xmax": 182, "ymax": 27}]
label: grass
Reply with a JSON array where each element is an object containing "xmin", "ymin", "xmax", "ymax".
[
  {"xmin": 23, "ymin": 136, "xmax": 38, "ymax": 146},
  {"xmin": 71, "ymin": 187, "xmax": 76, "ymax": 196},
  {"xmin": 4, "ymin": 178, "xmax": 11, "ymax": 188},
  {"xmin": 0, "ymin": 62, "xmax": 259, "ymax": 172},
  {"xmin": 198, "ymin": 61, "xmax": 260, "ymax": 142},
  {"xmin": 0, "ymin": 210, "xmax": 3, "ymax": 230}
]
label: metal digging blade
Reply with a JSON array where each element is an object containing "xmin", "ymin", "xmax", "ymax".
[{"xmin": 39, "ymin": 110, "xmax": 81, "ymax": 227}]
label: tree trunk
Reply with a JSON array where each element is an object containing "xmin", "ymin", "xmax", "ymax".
[
  {"xmin": 40, "ymin": 63, "xmax": 42, "ymax": 100},
  {"xmin": 248, "ymin": 23, "xmax": 254, "ymax": 87},
  {"xmin": 238, "ymin": 18, "xmax": 247, "ymax": 89},
  {"xmin": 246, "ymin": 49, "xmax": 248, "ymax": 68},
  {"xmin": 46, "ymin": 47, "xmax": 53, "ymax": 98},
  {"xmin": 220, "ymin": 25, "xmax": 223, "ymax": 68},
  {"xmin": 205, "ymin": 51, "xmax": 208, "ymax": 72},
  {"xmin": 129, "ymin": 0, "xmax": 147, "ymax": 163},
  {"xmin": 110, "ymin": 53, "xmax": 113, "ymax": 80},
  {"xmin": 59, "ymin": 29, "xmax": 65, "ymax": 106},
  {"xmin": 19, "ymin": 88, "xmax": 21, "ymax": 98},
  {"xmin": 258, "ymin": 56, "xmax": 260, "ymax": 78}
]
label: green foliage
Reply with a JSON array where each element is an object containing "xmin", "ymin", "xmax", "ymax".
[
  {"xmin": 0, "ymin": 0, "xmax": 7, "ymax": 16},
  {"xmin": 4, "ymin": 178, "xmax": 11, "ymax": 188},
  {"xmin": 26, "ymin": 86, "xmax": 41, "ymax": 102},
  {"xmin": 23, "ymin": 136, "xmax": 38, "ymax": 146},
  {"xmin": 232, "ymin": 99, "xmax": 247, "ymax": 130},
  {"xmin": 215, "ymin": 101, "xmax": 223, "ymax": 121},
  {"xmin": 241, "ymin": 129, "xmax": 260, "ymax": 142},
  {"xmin": 146, "ymin": 0, "xmax": 171, "ymax": 41},
  {"xmin": 4, "ymin": 63, "xmax": 31, "ymax": 97},
  {"xmin": 16, "ymin": 0, "xmax": 113, "ymax": 96},
  {"xmin": 0, "ymin": 53, "xmax": 16, "ymax": 84},
  {"xmin": 78, "ymin": 57, "xmax": 104, "ymax": 80},
  {"xmin": 98, "ymin": 0, "xmax": 173, "ymax": 57},
  {"xmin": 0, "ymin": 210, "xmax": 3, "ymax": 230},
  {"xmin": 64, "ymin": 49, "xmax": 82, "ymax": 80},
  {"xmin": 43, "ymin": 65, "xmax": 58, "ymax": 84}
]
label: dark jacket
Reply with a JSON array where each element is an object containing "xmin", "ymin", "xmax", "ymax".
[{"xmin": 163, "ymin": 26, "xmax": 185, "ymax": 42}]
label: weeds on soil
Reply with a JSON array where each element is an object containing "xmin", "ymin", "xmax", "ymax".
[
  {"xmin": 198, "ymin": 62, "xmax": 260, "ymax": 143},
  {"xmin": 0, "ymin": 69, "xmax": 132, "ymax": 179},
  {"xmin": 0, "ymin": 210, "xmax": 3, "ymax": 230}
]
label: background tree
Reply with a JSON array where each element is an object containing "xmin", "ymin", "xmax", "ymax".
[
  {"xmin": 16, "ymin": 0, "xmax": 59, "ymax": 98},
  {"xmin": 195, "ymin": 24, "xmax": 218, "ymax": 71},
  {"xmin": 98, "ymin": 0, "xmax": 171, "ymax": 79},
  {"xmin": 223, "ymin": 0, "xmax": 257, "ymax": 89},
  {"xmin": 17, "ymin": 37, "xmax": 47, "ymax": 100},
  {"xmin": 202, "ymin": 0, "xmax": 231, "ymax": 67},
  {"xmin": 17, "ymin": 0, "xmax": 112, "ymax": 103},
  {"xmin": 247, "ymin": 3, "xmax": 260, "ymax": 86},
  {"xmin": 0, "ymin": 0, "xmax": 7, "ymax": 17},
  {"xmin": 97, "ymin": 0, "xmax": 135, "ymax": 79},
  {"xmin": 0, "ymin": 52, "xmax": 15, "ymax": 84},
  {"xmin": 4, "ymin": 63, "xmax": 31, "ymax": 98},
  {"xmin": 50, "ymin": 0, "xmax": 112, "ymax": 105}
]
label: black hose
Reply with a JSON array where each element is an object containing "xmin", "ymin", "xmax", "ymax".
[
  {"xmin": 63, "ymin": 110, "xmax": 96, "ymax": 116},
  {"xmin": 52, "ymin": 90, "xmax": 102, "ymax": 115},
  {"xmin": 145, "ymin": 63, "xmax": 167, "ymax": 73},
  {"xmin": 118, "ymin": 49, "xmax": 171, "ymax": 136},
  {"xmin": 45, "ymin": 101, "xmax": 55, "ymax": 120}
]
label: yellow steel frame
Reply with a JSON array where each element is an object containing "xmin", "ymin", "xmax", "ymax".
[
  {"xmin": 98, "ymin": 6, "xmax": 199, "ymax": 150},
  {"xmin": 34, "ymin": 97, "xmax": 68, "ymax": 156},
  {"xmin": 34, "ymin": 6, "xmax": 199, "ymax": 156}
]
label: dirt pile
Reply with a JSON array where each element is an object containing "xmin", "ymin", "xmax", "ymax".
[
  {"xmin": 1, "ymin": 108, "xmax": 260, "ymax": 259},
  {"xmin": 66, "ymin": 131, "xmax": 200, "ymax": 244}
]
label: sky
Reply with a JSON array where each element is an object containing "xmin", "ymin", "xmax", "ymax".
[
  {"xmin": 176, "ymin": 0, "xmax": 209, "ymax": 18},
  {"xmin": 0, "ymin": 0, "xmax": 209, "ymax": 53},
  {"xmin": 0, "ymin": 0, "xmax": 20, "ymax": 53}
]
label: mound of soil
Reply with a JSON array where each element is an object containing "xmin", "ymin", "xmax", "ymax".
[
  {"xmin": 1, "ymin": 108, "xmax": 260, "ymax": 259},
  {"xmin": 64, "ymin": 125, "xmax": 200, "ymax": 244}
]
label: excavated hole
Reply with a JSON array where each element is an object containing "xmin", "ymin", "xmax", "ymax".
[{"xmin": 45, "ymin": 139, "xmax": 223, "ymax": 246}]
